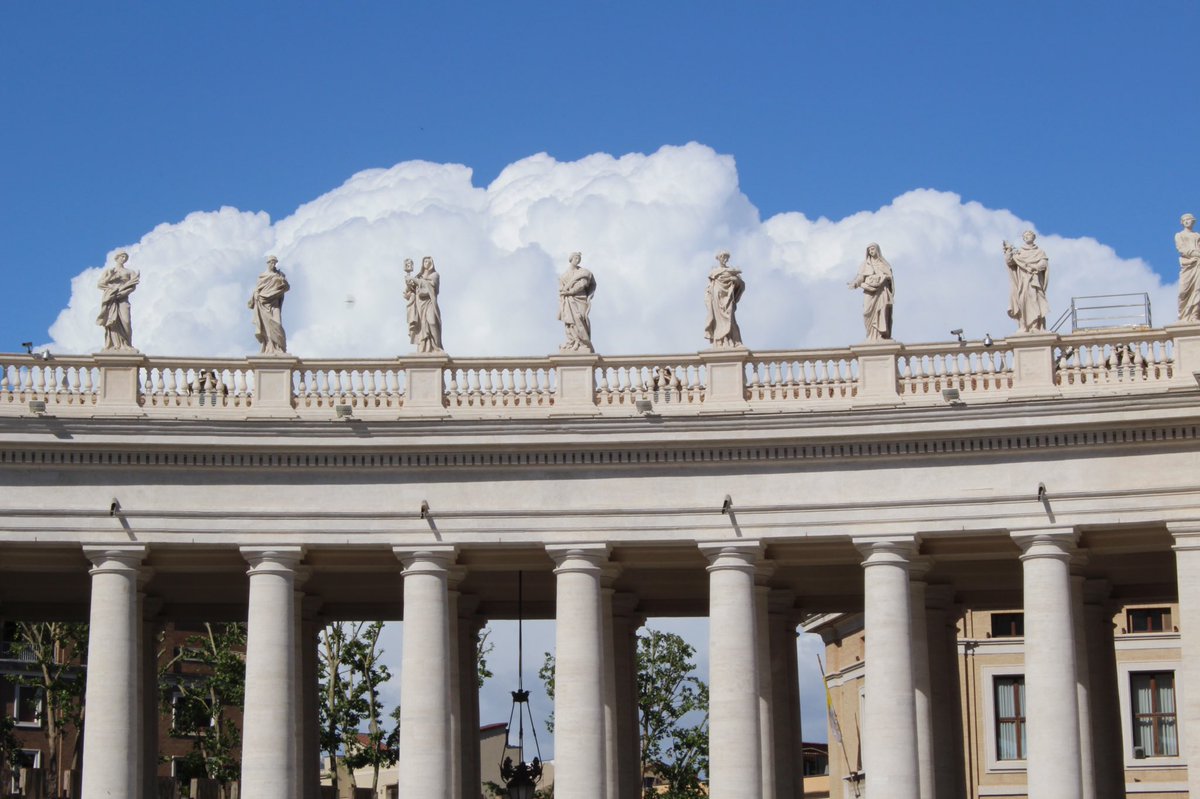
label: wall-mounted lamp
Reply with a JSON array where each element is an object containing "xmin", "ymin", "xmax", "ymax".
[
  {"xmin": 109, "ymin": 498, "xmax": 120, "ymax": 517},
  {"xmin": 1037, "ymin": 482, "xmax": 1047, "ymax": 501},
  {"xmin": 420, "ymin": 500, "xmax": 430, "ymax": 519},
  {"xmin": 721, "ymin": 494, "xmax": 733, "ymax": 514}
]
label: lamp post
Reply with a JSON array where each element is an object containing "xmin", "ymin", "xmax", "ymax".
[{"xmin": 501, "ymin": 571, "xmax": 544, "ymax": 798}]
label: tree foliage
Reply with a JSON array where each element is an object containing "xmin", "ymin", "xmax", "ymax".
[
  {"xmin": 317, "ymin": 621, "xmax": 398, "ymax": 796},
  {"xmin": 9, "ymin": 622, "xmax": 89, "ymax": 799},
  {"xmin": 539, "ymin": 627, "xmax": 709, "ymax": 798},
  {"xmin": 158, "ymin": 623, "xmax": 246, "ymax": 798}
]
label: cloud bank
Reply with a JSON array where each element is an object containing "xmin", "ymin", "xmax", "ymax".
[{"xmin": 47, "ymin": 143, "xmax": 1176, "ymax": 358}]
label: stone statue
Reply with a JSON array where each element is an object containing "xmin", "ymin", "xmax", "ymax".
[
  {"xmin": 1176, "ymin": 213, "xmax": 1200, "ymax": 322},
  {"xmin": 96, "ymin": 251, "xmax": 140, "ymax": 351},
  {"xmin": 703, "ymin": 251, "xmax": 746, "ymax": 349},
  {"xmin": 1003, "ymin": 231, "xmax": 1050, "ymax": 333},
  {"xmin": 405, "ymin": 256, "xmax": 443, "ymax": 353},
  {"xmin": 557, "ymin": 252, "xmax": 597, "ymax": 353},
  {"xmin": 847, "ymin": 243, "xmax": 895, "ymax": 341},
  {"xmin": 248, "ymin": 256, "xmax": 291, "ymax": 355}
]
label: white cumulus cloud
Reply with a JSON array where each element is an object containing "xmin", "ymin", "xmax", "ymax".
[{"xmin": 48, "ymin": 142, "xmax": 1178, "ymax": 359}]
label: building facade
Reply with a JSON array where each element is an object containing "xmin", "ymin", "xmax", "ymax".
[{"xmin": 0, "ymin": 323, "xmax": 1197, "ymax": 799}]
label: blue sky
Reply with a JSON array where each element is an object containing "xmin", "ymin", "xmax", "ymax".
[
  {"xmin": 2, "ymin": 3, "xmax": 1196, "ymax": 351},
  {"xmin": 1, "ymin": 1, "xmax": 1195, "ymax": 754}
]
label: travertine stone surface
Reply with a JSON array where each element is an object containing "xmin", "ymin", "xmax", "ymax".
[
  {"xmin": 848, "ymin": 243, "xmax": 895, "ymax": 341},
  {"xmin": 248, "ymin": 256, "xmax": 290, "ymax": 355},
  {"xmin": 96, "ymin": 251, "xmax": 140, "ymax": 352},
  {"xmin": 1004, "ymin": 231, "xmax": 1050, "ymax": 333},
  {"xmin": 703, "ymin": 251, "xmax": 745, "ymax": 349},
  {"xmin": 558, "ymin": 252, "xmax": 597, "ymax": 353}
]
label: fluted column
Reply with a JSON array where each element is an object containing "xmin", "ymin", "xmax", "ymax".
[
  {"xmin": 611, "ymin": 592, "xmax": 643, "ymax": 799},
  {"xmin": 754, "ymin": 568, "xmax": 776, "ymax": 799},
  {"xmin": 855, "ymin": 535, "xmax": 920, "ymax": 799},
  {"xmin": 549, "ymin": 545, "xmax": 610, "ymax": 799},
  {"xmin": 240, "ymin": 547, "xmax": 303, "ymax": 799},
  {"xmin": 700, "ymin": 542, "xmax": 763, "ymax": 799},
  {"xmin": 1170, "ymin": 521, "xmax": 1200, "ymax": 798},
  {"xmin": 394, "ymin": 546, "xmax": 457, "ymax": 799},
  {"xmin": 1082, "ymin": 580, "xmax": 1122, "ymax": 799},
  {"xmin": 767, "ymin": 590, "xmax": 800, "ymax": 799},
  {"xmin": 1070, "ymin": 562, "xmax": 1096, "ymax": 799},
  {"xmin": 1013, "ymin": 528, "xmax": 1082, "ymax": 799},
  {"xmin": 909, "ymin": 559, "xmax": 935, "ymax": 799},
  {"xmin": 81, "ymin": 545, "xmax": 146, "ymax": 799}
]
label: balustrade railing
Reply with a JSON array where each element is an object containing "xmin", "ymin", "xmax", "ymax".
[
  {"xmin": 0, "ymin": 324, "xmax": 1195, "ymax": 419},
  {"xmin": 0, "ymin": 356, "xmax": 101, "ymax": 407}
]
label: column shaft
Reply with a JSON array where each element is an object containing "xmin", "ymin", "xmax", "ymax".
[
  {"xmin": 857, "ymin": 536, "xmax": 920, "ymax": 799},
  {"xmin": 702, "ymin": 543, "xmax": 763, "ymax": 799},
  {"xmin": 924, "ymin": 587, "xmax": 961, "ymax": 799},
  {"xmin": 1015, "ymin": 530, "xmax": 1082, "ymax": 799},
  {"xmin": 1171, "ymin": 524, "xmax": 1200, "ymax": 798},
  {"xmin": 768, "ymin": 592, "xmax": 799, "ymax": 799},
  {"xmin": 448, "ymin": 582, "xmax": 463, "ymax": 799},
  {"xmin": 240, "ymin": 547, "xmax": 302, "ymax": 799},
  {"xmin": 141, "ymin": 613, "xmax": 161, "ymax": 799},
  {"xmin": 80, "ymin": 545, "xmax": 145, "ymax": 799},
  {"xmin": 755, "ymin": 583, "xmax": 776, "ymax": 799},
  {"xmin": 910, "ymin": 572, "xmax": 935, "ymax": 799},
  {"xmin": 1082, "ymin": 582, "xmax": 1122, "ymax": 799},
  {"xmin": 395, "ymin": 547, "xmax": 456, "ymax": 799},
  {"xmin": 612, "ymin": 593, "xmax": 642, "ymax": 799},
  {"xmin": 301, "ymin": 614, "xmax": 322, "ymax": 799},
  {"xmin": 550, "ymin": 546, "xmax": 609, "ymax": 799},
  {"xmin": 458, "ymin": 614, "xmax": 484, "ymax": 799},
  {"xmin": 1070, "ymin": 573, "xmax": 1096, "ymax": 799},
  {"xmin": 602, "ymin": 584, "xmax": 619, "ymax": 799}
]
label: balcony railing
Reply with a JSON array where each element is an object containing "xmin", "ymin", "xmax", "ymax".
[{"xmin": 0, "ymin": 323, "xmax": 1196, "ymax": 420}]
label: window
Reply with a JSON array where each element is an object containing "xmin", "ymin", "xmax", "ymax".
[
  {"xmin": 994, "ymin": 676, "xmax": 1026, "ymax": 760},
  {"xmin": 1131, "ymin": 671, "xmax": 1178, "ymax": 757},
  {"xmin": 13, "ymin": 685, "xmax": 43, "ymax": 727},
  {"xmin": 9, "ymin": 750, "xmax": 40, "ymax": 794},
  {"xmin": 170, "ymin": 691, "xmax": 212, "ymax": 735},
  {"xmin": 990, "ymin": 613, "xmax": 1024, "ymax": 638},
  {"xmin": 1128, "ymin": 608, "xmax": 1171, "ymax": 634}
]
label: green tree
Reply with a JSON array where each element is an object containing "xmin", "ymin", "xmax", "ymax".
[
  {"xmin": 0, "ymin": 715, "xmax": 24, "ymax": 795},
  {"xmin": 10, "ymin": 622, "xmax": 89, "ymax": 799},
  {"xmin": 158, "ymin": 622, "xmax": 247, "ymax": 799},
  {"xmin": 476, "ymin": 625, "xmax": 495, "ymax": 688},
  {"xmin": 539, "ymin": 628, "xmax": 709, "ymax": 799}
]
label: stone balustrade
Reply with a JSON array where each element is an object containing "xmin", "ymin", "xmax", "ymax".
[{"xmin": 0, "ymin": 323, "xmax": 1196, "ymax": 419}]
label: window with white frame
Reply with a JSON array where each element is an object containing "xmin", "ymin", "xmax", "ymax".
[
  {"xmin": 1130, "ymin": 671, "xmax": 1178, "ymax": 758},
  {"xmin": 9, "ymin": 749, "xmax": 41, "ymax": 793},
  {"xmin": 994, "ymin": 675, "xmax": 1026, "ymax": 760},
  {"xmin": 13, "ymin": 685, "xmax": 43, "ymax": 727}
]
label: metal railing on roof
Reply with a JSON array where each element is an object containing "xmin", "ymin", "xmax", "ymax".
[{"xmin": 1052, "ymin": 293, "xmax": 1152, "ymax": 333}]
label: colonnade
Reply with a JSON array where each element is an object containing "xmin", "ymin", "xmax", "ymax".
[{"xmin": 71, "ymin": 524, "xmax": 1200, "ymax": 799}]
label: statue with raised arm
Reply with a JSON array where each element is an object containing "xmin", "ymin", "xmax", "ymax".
[
  {"xmin": 96, "ymin": 251, "xmax": 140, "ymax": 351},
  {"xmin": 558, "ymin": 251, "xmax": 597, "ymax": 353},
  {"xmin": 703, "ymin": 251, "xmax": 746, "ymax": 349},
  {"xmin": 1176, "ymin": 213, "xmax": 1200, "ymax": 322},
  {"xmin": 847, "ymin": 243, "xmax": 895, "ymax": 341},
  {"xmin": 1003, "ymin": 231, "xmax": 1050, "ymax": 333},
  {"xmin": 248, "ymin": 256, "xmax": 291, "ymax": 355},
  {"xmin": 405, "ymin": 256, "xmax": 443, "ymax": 352}
]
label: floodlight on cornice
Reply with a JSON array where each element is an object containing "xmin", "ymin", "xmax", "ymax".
[
  {"xmin": 941, "ymin": 387, "xmax": 962, "ymax": 404},
  {"xmin": 27, "ymin": 400, "xmax": 47, "ymax": 416},
  {"xmin": 634, "ymin": 399, "xmax": 653, "ymax": 415},
  {"xmin": 334, "ymin": 404, "xmax": 353, "ymax": 419}
]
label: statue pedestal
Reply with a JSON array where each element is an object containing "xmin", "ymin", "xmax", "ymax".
[
  {"xmin": 93, "ymin": 351, "xmax": 145, "ymax": 413},
  {"xmin": 247, "ymin": 356, "xmax": 299, "ymax": 418},
  {"xmin": 1008, "ymin": 332, "xmax": 1062, "ymax": 400},
  {"xmin": 550, "ymin": 353, "xmax": 599, "ymax": 412},
  {"xmin": 851, "ymin": 341, "xmax": 902, "ymax": 407},
  {"xmin": 405, "ymin": 353, "xmax": 450, "ymax": 416},
  {"xmin": 699, "ymin": 348, "xmax": 750, "ymax": 412},
  {"xmin": 1166, "ymin": 322, "xmax": 1200, "ymax": 389}
]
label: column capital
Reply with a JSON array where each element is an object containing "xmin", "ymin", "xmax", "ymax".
[
  {"xmin": 241, "ymin": 546, "xmax": 305, "ymax": 574},
  {"xmin": 853, "ymin": 534, "xmax": 920, "ymax": 565},
  {"xmin": 1168, "ymin": 520, "xmax": 1200, "ymax": 547},
  {"xmin": 547, "ymin": 543, "xmax": 611, "ymax": 574},
  {"xmin": 601, "ymin": 561, "xmax": 623, "ymax": 587},
  {"xmin": 393, "ymin": 545, "xmax": 458, "ymax": 571},
  {"xmin": 1011, "ymin": 527, "xmax": 1078, "ymax": 561},
  {"xmin": 83, "ymin": 544, "xmax": 147, "ymax": 574},
  {"xmin": 908, "ymin": 555, "xmax": 934, "ymax": 581},
  {"xmin": 699, "ymin": 540, "xmax": 763, "ymax": 572}
]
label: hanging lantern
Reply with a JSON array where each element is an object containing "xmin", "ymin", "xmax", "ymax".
[{"xmin": 500, "ymin": 571, "xmax": 544, "ymax": 798}]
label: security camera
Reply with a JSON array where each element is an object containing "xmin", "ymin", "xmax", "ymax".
[{"xmin": 950, "ymin": 329, "xmax": 965, "ymax": 345}]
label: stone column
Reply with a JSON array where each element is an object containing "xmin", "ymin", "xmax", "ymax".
[
  {"xmin": 300, "ymin": 600, "xmax": 323, "ymax": 799},
  {"xmin": 140, "ymin": 596, "xmax": 162, "ymax": 799},
  {"xmin": 81, "ymin": 545, "xmax": 146, "ymax": 799},
  {"xmin": 611, "ymin": 593, "xmax": 643, "ymax": 799},
  {"xmin": 240, "ymin": 547, "xmax": 303, "ymax": 799},
  {"xmin": 754, "ymin": 569, "xmax": 777, "ymax": 799},
  {"xmin": 394, "ymin": 546, "xmax": 457, "ymax": 799},
  {"xmin": 448, "ymin": 569, "xmax": 465, "ymax": 799},
  {"xmin": 854, "ymin": 535, "xmax": 920, "ymax": 799},
  {"xmin": 1013, "ymin": 529, "xmax": 1082, "ymax": 799},
  {"xmin": 909, "ymin": 559, "xmax": 935, "ymax": 799},
  {"xmin": 924, "ymin": 585, "xmax": 960, "ymax": 799},
  {"xmin": 548, "ymin": 545, "xmax": 610, "ymax": 799},
  {"xmin": 292, "ymin": 568, "xmax": 310, "ymax": 799},
  {"xmin": 1170, "ymin": 522, "xmax": 1200, "ymax": 798},
  {"xmin": 1070, "ymin": 563, "xmax": 1096, "ymax": 799},
  {"xmin": 602, "ymin": 567, "xmax": 620, "ymax": 799},
  {"xmin": 700, "ymin": 542, "xmax": 763, "ymax": 799},
  {"xmin": 1082, "ymin": 580, "xmax": 1122, "ymax": 799},
  {"xmin": 767, "ymin": 590, "xmax": 800, "ymax": 799},
  {"xmin": 458, "ymin": 606, "xmax": 484, "ymax": 799}
]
